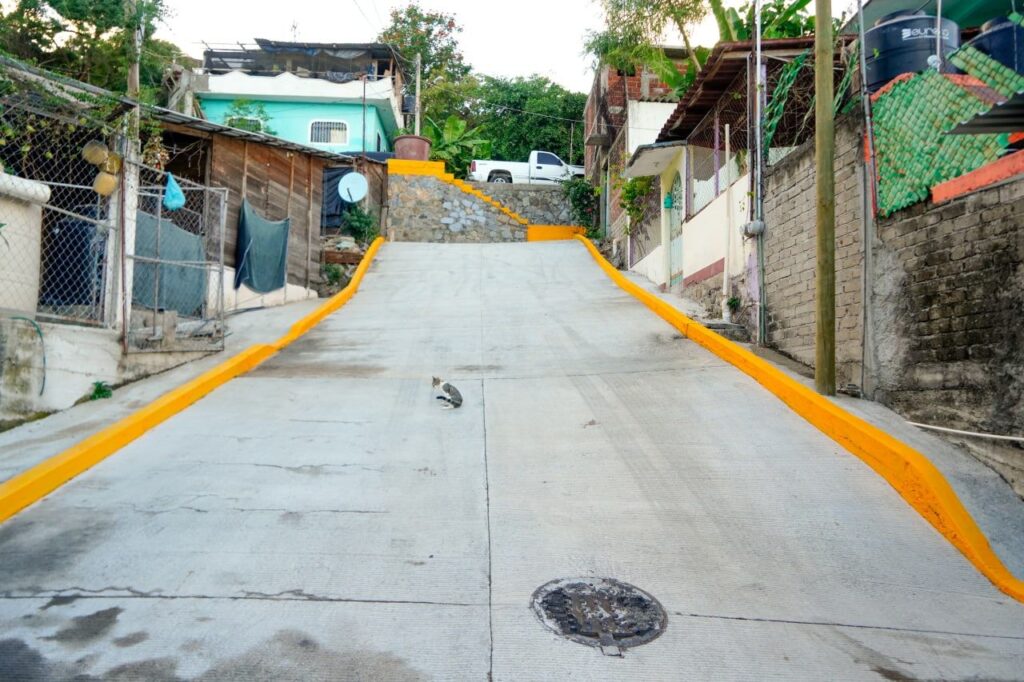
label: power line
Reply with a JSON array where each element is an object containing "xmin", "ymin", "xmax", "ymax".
[
  {"xmin": 488, "ymin": 104, "xmax": 584, "ymax": 124},
  {"xmin": 351, "ymin": 0, "xmax": 378, "ymax": 31}
]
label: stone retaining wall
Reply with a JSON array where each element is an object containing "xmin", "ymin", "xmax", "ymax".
[
  {"xmin": 387, "ymin": 175, "xmax": 527, "ymax": 243},
  {"xmin": 467, "ymin": 182, "xmax": 573, "ymax": 225}
]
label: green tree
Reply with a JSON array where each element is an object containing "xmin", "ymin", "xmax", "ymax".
[
  {"xmin": 597, "ymin": 0, "xmax": 708, "ymax": 74},
  {"xmin": 590, "ymin": 0, "xmax": 813, "ymax": 100},
  {"xmin": 474, "ymin": 75, "xmax": 586, "ymax": 164},
  {"xmin": 377, "ymin": 2, "xmax": 472, "ymax": 123},
  {"xmin": 0, "ymin": 0, "xmax": 186, "ymax": 103},
  {"xmin": 421, "ymin": 72, "xmax": 481, "ymax": 126},
  {"xmin": 720, "ymin": 0, "xmax": 815, "ymax": 41},
  {"xmin": 223, "ymin": 99, "xmax": 277, "ymax": 136}
]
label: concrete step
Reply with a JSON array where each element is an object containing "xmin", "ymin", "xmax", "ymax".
[{"xmin": 700, "ymin": 320, "xmax": 751, "ymax": 343}]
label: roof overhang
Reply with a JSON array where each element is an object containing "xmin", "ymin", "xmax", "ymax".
[
  {"xmin": 657, "ymin": 37, "xmax": 823, "ymax": 143},
  {"xmin": 624, "ymin": 141, "xmax": 686, "ymax": 178}
]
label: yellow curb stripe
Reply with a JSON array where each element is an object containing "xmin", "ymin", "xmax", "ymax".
[
  {"xmin": 527, "ymin": 226, "xmax": 587, "ymax": 242},
  {"xmin": 573, "ymin": 234, "xmax": 1024, "ymax": 602},
  {"xmin": 0, "ymin": 237, "xmax": 386, "ymax": 525}
]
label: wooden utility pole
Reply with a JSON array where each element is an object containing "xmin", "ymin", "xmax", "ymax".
[
  {"xmin": 414, "ymin": 53, "xmax": 422, "ymax": 136},
  {"xmin": 126, "ymin": 0, "xmax": 143, "ymax": 100},
  {"xmin": 814, "ymin": 0, "xmax": 836, "ymax": 395}
]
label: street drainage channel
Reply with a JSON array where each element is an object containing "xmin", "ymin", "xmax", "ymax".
[{"xmin": 530, "ymin": 577, "xmax": 667, "ymax": 657}]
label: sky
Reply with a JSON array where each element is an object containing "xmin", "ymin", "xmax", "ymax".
[{"xmin": 157, "ymin": 0, "xmax": 863, "ymax": 94}]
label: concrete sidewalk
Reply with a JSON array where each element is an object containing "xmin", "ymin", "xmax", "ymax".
[
  {"xmin": 0, "ymin": 242, "xmax": 1021, "ymax": 681},
  {"xmin": 0, "ymin": 299, "xmax": 323, "ymax": 486}
]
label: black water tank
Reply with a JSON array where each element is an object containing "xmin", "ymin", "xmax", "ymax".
[
  {"xmin": 864, "ymin": 10, "xmax": 961, "ymax": 92},
  {"xmin": 966, "ymin": 17, "xmax": 1024, "ymax": 74}
]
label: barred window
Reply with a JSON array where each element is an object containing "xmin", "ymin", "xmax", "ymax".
[{"xmin": 310, "ymin": 121, "xmax": 349, "ymax": 145}]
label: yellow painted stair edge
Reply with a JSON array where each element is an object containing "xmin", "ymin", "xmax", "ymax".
[
  {"xmin": 387, "ymin": 159, "xmax": 535, "ymax": 226},
  {"xmin": 0, "ymin": 237, "xmax": 386, "ymax": 525},
  {"xmin": 573, "ymin": 234, "xmax": 1024, "ymax": 603}
]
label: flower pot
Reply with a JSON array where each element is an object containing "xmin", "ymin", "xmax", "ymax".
[{"xmin": 393, "ymin": 135, "xmax": 432, "ymax": 161}]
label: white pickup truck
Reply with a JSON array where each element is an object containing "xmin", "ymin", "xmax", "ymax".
[{"xmin": 468, "ymin": 150, "xmax": 585, "ymax": 185}]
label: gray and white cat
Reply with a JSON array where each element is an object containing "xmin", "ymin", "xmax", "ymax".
[{"xmin": 432, "ymin": 376, "xmax": 463, "ymax": 409}]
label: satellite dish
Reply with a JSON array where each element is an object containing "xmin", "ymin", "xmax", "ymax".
[{"xmin": 337, "ymin": 172, "xmax": 368, "ymax": 203}]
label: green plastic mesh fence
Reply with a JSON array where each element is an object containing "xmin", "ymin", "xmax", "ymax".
[{"xmin": 949, "ymin": 45, "xmax": 1024, "ymax": 98}]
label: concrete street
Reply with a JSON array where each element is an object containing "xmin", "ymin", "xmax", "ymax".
[{"xmin": 1, "ymin": 241, "xmax": 1022, "ymax": 680}]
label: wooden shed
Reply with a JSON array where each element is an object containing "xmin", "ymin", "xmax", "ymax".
[{"xmin": 154, "ymin": 109, "xmax": 356, "ymax": 291}]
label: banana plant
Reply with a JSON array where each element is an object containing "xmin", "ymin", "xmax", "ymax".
[
  {"xmin": 715, "ymin": 0, "xmax": 815, "ymax": 41},
  {"xmin": 425, "ymin": 115, "xmax": 492, "ymax": 179}
]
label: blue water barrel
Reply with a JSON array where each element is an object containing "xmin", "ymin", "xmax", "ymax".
[
  {"xmin": 864, "ymin": 11, "xmax": 961, "ymax": 93},
  {"xmin": 967, "ymin": 17, "xmax": 1024, "ymax": 74}
]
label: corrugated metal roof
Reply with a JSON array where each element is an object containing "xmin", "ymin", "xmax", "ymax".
[
  {"xmin": 950, "ymin": 90, "xmax": 1024, "ymax": 133},
  {"xmin": 0, "ymin": 55, "xmax": 381, "ymax": 165},
  {"xmin": 151, "ymin": 108, "xmax": 362, "ymax": 163}
]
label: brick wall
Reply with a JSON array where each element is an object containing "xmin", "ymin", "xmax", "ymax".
[
  {"xmin": 758, "ymin": 111, "xmax": 1023, "ymax": 495},
  {"xmin": 762, "ymin": 115, "xmax": 866, "ymax": 390},
  {"xmin": 872, "ymin": 175, "xmax": 1024, "ymax": 492}
]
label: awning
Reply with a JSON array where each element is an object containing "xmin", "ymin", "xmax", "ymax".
[
  {"xmin": 949, "ymin": 91, "xmax": 1024, "ymax": 133},
  {"xmin": 842, "ymin": 0, "xmax": 1016, "ymax": 33},
  {"xmin": 623, "ymin": 141, "xmax": 686, "ymax": 178}
]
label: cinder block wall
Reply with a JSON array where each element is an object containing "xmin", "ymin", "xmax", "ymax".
[
  {"xmin": 762, "ymin": 115, "xmax": 866, "ymax": 391},
  {"xmin": 387, "ymin": 174, "xmax": 526, "ymax": 243},
  {"xmin": 873, "ymin": 175, "xmax": 1024, "ymax": 493}
]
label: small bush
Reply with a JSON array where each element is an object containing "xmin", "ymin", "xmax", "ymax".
[
  {"xmin": 89, "ymin": 381, "xmax": 112, "ymax": 401},
  {"xmin": 323, "ymin": 263, "xmax": 344, "ymax": 286},
  {"xmin": 343, "ymin": 204, "xmax": 379, "ymax": 243},
  {"xmin": 560, "ymin": 176, "xmax": 600, "ymax": 237}
]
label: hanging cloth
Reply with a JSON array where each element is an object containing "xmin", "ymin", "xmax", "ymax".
[{"xmin": 234, "ymin": 199, "xmax": 290, "ymax": 293}]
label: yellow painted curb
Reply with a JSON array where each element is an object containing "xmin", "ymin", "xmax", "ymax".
[
  {"xmin": 0, "ymin": 237, "xmax": 386, "ymax": 526},
  {"xmin": 573, "ymin": 235, "xmax": 1024, "ymax": 603},
  {"xmin": 528, "ymin": 226, "xmax": 587, "ymax": 242}
]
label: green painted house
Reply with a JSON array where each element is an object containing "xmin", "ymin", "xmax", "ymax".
[{"xmin": 197, "ymin": 40, "xmax": 405, "ymax": 155}]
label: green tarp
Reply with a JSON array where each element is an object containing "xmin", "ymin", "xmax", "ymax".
[
  {"xmin": 133, "ymin": 211, "xmax": 206, "ymax": 317},
  {"xmin": 234, "ymin": 199, "xmax": 289, "ymax": 294}
]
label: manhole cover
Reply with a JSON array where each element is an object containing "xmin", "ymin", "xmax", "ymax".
[{"xmin": 530, "ymin": 577, "xmax": 667, "ymax": 656}]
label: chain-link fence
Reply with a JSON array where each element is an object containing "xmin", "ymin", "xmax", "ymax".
[
  {"xmin": 0, "ymin": 95, "xmax": 119, "ymax": 326},
  {"xmin": 125, "ymin": 162, "xmax": 226, "ymax": 353},
  {"xmin": 1, "ymin": 68, "xmax": 228, "ymax": 352}
]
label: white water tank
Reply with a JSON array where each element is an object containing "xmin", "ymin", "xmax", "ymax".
[{"xmin": 0, "ymin": 172, "xmax": 51, "ymax": 314}]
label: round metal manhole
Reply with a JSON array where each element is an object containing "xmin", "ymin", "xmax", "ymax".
[{"xmin": 530, "ymin": 577, "xmax": 667, "ymax": 655}]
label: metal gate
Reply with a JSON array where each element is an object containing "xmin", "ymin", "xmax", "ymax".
[{"xmin": 125, "ymin": 163, "xmax": 227, "ymax": 353}]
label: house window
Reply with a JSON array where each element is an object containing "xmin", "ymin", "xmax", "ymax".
[
  {"xmin": 376, "ymin": 132, "xmax": 384, "ymax": 152},
  {"xmin": 310, "ymin": 121, "xmax": 349, "ymax": 145},
  {"xmin": 226, "ymin": 116, "xmax": 264, "ymax": 133}
]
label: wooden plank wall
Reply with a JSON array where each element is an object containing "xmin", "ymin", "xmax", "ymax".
[{"xmin": 211, "ymin": 136, "xmax": 326, "ymax": 288}]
